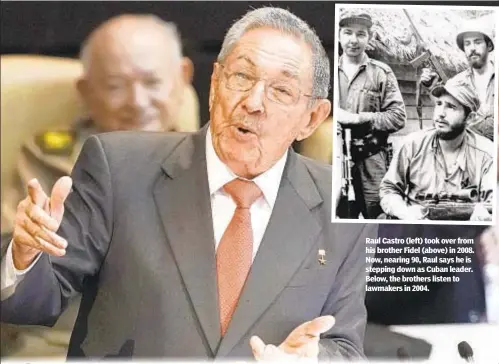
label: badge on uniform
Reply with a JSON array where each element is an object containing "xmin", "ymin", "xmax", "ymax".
[
  {"xmin": 35, "ymin": 131, "xmax": 76, "ymax": 156},
  {"xmin": 318, "ymin": 249, "xmax": 327, "ymax": 265}
]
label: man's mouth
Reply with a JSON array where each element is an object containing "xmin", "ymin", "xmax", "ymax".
[
  {"xmin": 237, "ymin": 126, "xmax": 252, "ymax": 134},
  {"xmin": 233, "ymin": 123, "xmax": 258, "ymax": 134},
  {"xmin": 231, "ymin": 124, "xmax": 258, "ymax": 141}
]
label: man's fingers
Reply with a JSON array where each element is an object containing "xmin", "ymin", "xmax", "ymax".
[
  {"xmin": 50, "ymin": 176, "xmax": 72, "ymax": 222},
  {"xmin": 304, "ymin": 315, "xmax": 336, "ymax": 337},
  {"xmin": 36, "ymin": 235, "xmax": 66, "ymax": 257},
  {"xmin": 14, "ymin": 228, "xmax": 65, "ymax": 257},
  {"xmin": 27, "ymin": 179, "xmax": 48, "ymax": 207},
  {"xmin": 250, "ymin": 336, "xmax": 266, "ymax": 361},
  {"xmin": 26, "ymin": 204, "xmax": 59, "ymax": 232},
  {"xmin": 281, "ymin": 316, "xmax": 335, "ymax": 350},
  {"xmin": 20, "ymin": 213, "xmax": 67, "ymax": 250}
]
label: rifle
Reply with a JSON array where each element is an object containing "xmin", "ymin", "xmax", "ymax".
[
  {"xmin": 414, "ymin": 189, "xmax": 492, "ymax": 220},
  {"xmin": 338, "ymin": 128, "xmax": 359, "ymax": 218},
  {"xmin": 403, "ymin": 9, "xmax": 449, "ymax": 130}
]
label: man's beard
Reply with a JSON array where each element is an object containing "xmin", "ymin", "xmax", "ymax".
[
  {"xmin": 468, "ymin": 51, "xmax": 487, "ymax": 69},
  {"xmin": 435, "ymin": 120, "xmax": 466, "ymax": 140}
]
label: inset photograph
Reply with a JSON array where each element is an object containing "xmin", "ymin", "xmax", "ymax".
[{"xmin": 332, "ymin": 4, "xmax": 497, "ymax": 225}]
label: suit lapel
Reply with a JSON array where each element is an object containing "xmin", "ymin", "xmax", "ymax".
[
  {"xmin": 216, "ymin": 151, "xmax": 324, "ymax": 357},
  {"xmin": 152, "ymin": 126, "xmax": 221, "ymax": 355}
]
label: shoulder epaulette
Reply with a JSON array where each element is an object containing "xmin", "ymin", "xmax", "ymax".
[
  {"xmin": 368, "ymin": 59, "xmax": 394, "ymax": 74},
  {"xmin": 34, "ymin": 130, "xmax": 76, "ymax": 156}
]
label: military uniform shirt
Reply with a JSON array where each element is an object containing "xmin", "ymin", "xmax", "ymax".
[
  {"xmin": 1, "ymin": 119, "xmax": 95, "ymax": 232},
  {"xmin": 337, "ymin": 53, "xmax": 406, "ymax": 139},
  {"xmin": 450, "ymin": 61, "xmax": 495, "ymax": 141},
  {"xmin": 380, "ymin": 128, "xmax": 494, "ymax": 218}
]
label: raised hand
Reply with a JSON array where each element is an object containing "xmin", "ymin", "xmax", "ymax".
[
  {"xmin": 250, "ymin": 315, "xmax": 335, "ymax": 361},
  {"xmin": 420, "ymin": 68, "xmax": 438, "ymax": 88},
  {"xmin": 12, "ymin": 177, "xmax": 72, "ymax": 269}
]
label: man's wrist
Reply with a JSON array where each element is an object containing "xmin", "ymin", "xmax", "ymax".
[
  {"xmin": 11, "ymin": 241, "xmax": 40, "ymax": 272},
  {"xmin": 358, "ymin": 112, "xmax": 372, "ymax": 124}
]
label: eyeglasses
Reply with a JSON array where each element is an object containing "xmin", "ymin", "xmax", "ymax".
[{"xmin": 219, "ymin": 64, "xmax": 315, "ymax": 106}]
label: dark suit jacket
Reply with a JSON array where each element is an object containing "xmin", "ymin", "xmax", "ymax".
[{"xmin": 1, "ymin": 126, "xmax": 377, "ymax": 359}]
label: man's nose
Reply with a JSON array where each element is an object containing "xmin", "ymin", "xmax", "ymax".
[
  {"xmin": 437, "ymin": 106, "xmax": 446, "ymax": 118},
  {"xmin": 129, "ymin": 83, "xmax": 150, "ymax": 108},
  {"xmin": 242, "ymin": 81, "xmax": 265, "ymax": 114}
]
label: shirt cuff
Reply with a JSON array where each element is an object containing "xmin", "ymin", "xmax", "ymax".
[{"xmin": 1, "ymin": 240, "xmax": 42, "ymax": 291}]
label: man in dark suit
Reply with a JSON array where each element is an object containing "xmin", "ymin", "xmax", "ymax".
[
  {"xmin": 1, "ymin": 7, "xmax": 376, "ymax": 361},
  {"xmin": 0, "ymin": 14, "xmax": 196, "ymax": 358}
]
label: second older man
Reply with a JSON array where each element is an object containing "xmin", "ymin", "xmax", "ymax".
[
  {"xmin": 1, "ymin": 14, "xmax": 195, "ymax": 358},
  {"xmin": 1, "ymin": 14, "xmax": 195, "ymax": 234},
  {"xmin": 1, "ymin": 7, "xmax": 376, "ymax": 361}
]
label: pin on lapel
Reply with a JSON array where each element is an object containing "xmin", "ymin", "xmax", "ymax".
[{"xmin": 318, "ymin": 249, "xmax": 326, "ymax": 265}]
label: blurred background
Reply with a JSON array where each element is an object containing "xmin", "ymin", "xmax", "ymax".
[
  {"xmin": 1, "ymin": 1, "xmax": 340, "ymax": 125},
  {"xmin": 1, "ymin": 1, "xmax": 497, "ymax": 362}
]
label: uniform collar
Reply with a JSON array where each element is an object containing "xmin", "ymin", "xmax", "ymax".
[
  {"xmin": 431, "ymin": 130, "xmax": 467, "ymax": 171},
  {"xmin": 338, "ymin": 52, "xmax": 370, "ymax": 70}
]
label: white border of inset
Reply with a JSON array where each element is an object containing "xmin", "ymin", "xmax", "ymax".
[{"xmin": 331, "ymin": 3, "xmax": 498, "ymax": 226}]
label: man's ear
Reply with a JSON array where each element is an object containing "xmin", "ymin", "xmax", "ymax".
[
  {"xmin": 487, "ymin": 40, "xmax": 494, "ymax": 53},
  {"xmin": 296, "ymin": 99, "xmax": 332, "ymax": 141},
  {"xmin": 368, "ymin": 29, "xmax": 374, "ymax": 41},
  {"xmin": 76, "ymin": 78, "xmax": 89, "ymax": 104},
  {"xmin": 208, "ymin": 63, "xmax": 221, "ymax": 112},
  {"xmin": 466, "ymin": 111, "xmax": 477, "ymax": 124},
  {"xmin": 181, "ymin": 57, "xmax": 194, "ymax": 84}
]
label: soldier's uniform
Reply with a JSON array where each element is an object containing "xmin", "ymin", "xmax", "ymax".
[
  {"xmin": 380, "ymin": 79, "xmax": 495, "ymax": 220},
  {"xmin": 447, "ymin": 64, "xmax": 495, "ymax": 141},
  {"xmin": 2, "ymin": 119, "xmax": 96, "ymax": 232},
  {"xmin": 422, "ymin": 20, "xmax": 495, "ymax": 141},
  {"xmin": 380, "ymin": 128, "xmax": 494, "ymax": 219},
  {"xmin": 337, "ymin": 53, "xmax": 406, "ymax": 219},
  {"xmin": 0, "ymin": 119, "xmax": 95, "ymax": 358}
]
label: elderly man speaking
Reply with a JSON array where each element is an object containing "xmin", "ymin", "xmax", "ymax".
[{"xmin": 1, "ymin": 7, "xmax": 376, "ymax": 361}]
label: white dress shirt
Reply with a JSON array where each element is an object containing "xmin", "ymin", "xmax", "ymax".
[
  {"xmin": 206, "ymin": 128, "xmax": 287, "ymax": 259},
  {"xmin": 1, "ymin": 129, "xmax": 288, "ymax": 293}
]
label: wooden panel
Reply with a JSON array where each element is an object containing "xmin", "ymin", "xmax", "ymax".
[
  {"xmin": 402, "ymin": 93, "xmax": 434, "ymax": 106},
  {"xmin": 405, "ymin": 106, "xmax": 435, "ymax": 121},
  {"xmin": 398, "ymin": 82, "xmax": 432, "ymax": 96},
  {"xmin": 391, "ymin": 65, "xmax": 419, "ymax": 82}
]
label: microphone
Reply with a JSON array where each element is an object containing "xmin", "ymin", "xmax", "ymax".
[
  {"xmin": 457, "ymin": 341, "xmax": 474, "ymax": 363},
  {"xmin": 396, "ymin": 346, "xmax": 410, "ymax": 361}
]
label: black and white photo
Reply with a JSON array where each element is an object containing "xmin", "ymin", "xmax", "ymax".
[{"xmin": 332, "ymin": 4, "xmax": 498, "ymax": 225}]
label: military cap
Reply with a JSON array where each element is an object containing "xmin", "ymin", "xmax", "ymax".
[
  {"xmin": 456, "ymin": 18, "xmax": 494, "ymax": 52},
  {"xmin": 431, "ymin": 78, "xmax": 480, "ymax": 112},
  {"xmin": 339, "ymin": 13, "xmax": 373, "ymax": 29}
]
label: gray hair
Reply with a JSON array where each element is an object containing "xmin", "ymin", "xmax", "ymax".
[
  {"xmin": 217, "ymin": 7, "xmax": 330, "ymax": 100},
  {"xmin": 79, "ymin": 14, "xmax": 183, "ymax": 74}
]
